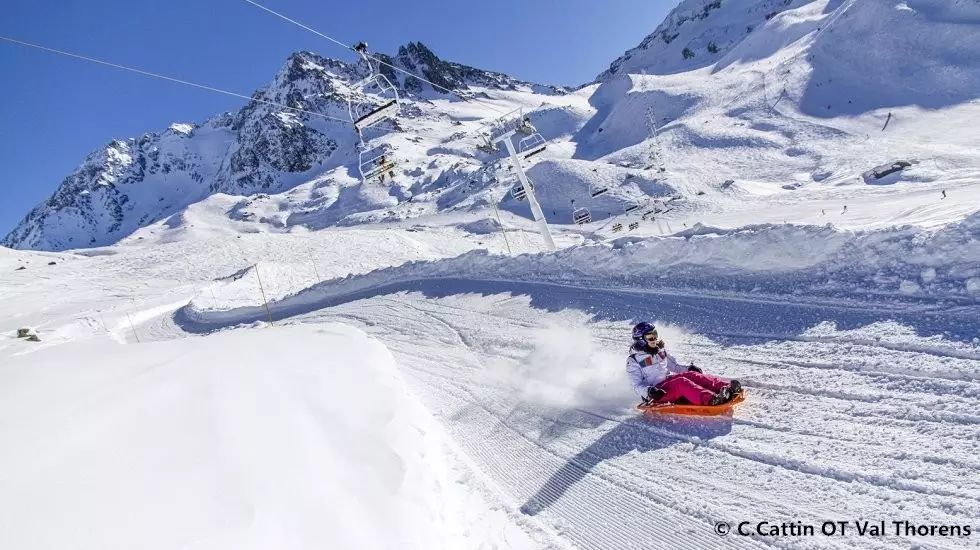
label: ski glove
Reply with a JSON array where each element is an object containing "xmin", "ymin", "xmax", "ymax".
[
  {"xmin": 646, "ymin": 386, "xmax": 666, "ymax": 402},
  {"xmin": 648, "ymin": 340, "xmax": 665, "ymax": 355},
  {"xmin": 688, "ymin": 364, "xmax": 702, "ymax": 373}
]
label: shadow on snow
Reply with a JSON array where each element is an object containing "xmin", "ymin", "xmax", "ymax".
[
  {"xmin": 519, "ymin": 413, "xmax": 734, "ymax": 516},
  {"xmin": 175, "ymin": 277, "xmax": 980, "ymax": 344}
]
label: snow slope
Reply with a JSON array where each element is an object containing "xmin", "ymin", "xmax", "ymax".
[
  {"xmin": 598, "ymin": 0, "xmax": 980, "ymax": 116},
  {"xmin": 0, "ymin": 323, "xmax": 546, "ymax": 550},
  {"xmin": 4, "ymin": 218, "xmax": 977, "ymax": 549},
  {"xmin": 2, "ymin": 0, "xmax": 980, "ymax": 548}
]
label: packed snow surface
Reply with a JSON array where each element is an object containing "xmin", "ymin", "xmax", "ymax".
[{"xmin": 3, "ymin": 212, "xmax": 978, "ymax": 549}]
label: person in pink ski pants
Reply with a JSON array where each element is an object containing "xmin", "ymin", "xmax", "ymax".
[{"xmin": 626, "ymin": 322, "xmax": 741, "ymax": 406}]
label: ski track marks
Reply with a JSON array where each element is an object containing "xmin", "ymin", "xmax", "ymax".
[{"xmin": 195, "ymin": 285, "xmax": 979, "ymax": 550}]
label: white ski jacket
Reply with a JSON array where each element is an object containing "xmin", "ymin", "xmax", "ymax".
[{"xmin": 626, "ymin": 345, "xmax": 687, "ymax": 397}]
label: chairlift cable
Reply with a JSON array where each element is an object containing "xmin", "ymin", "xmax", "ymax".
[
  {"xmin": 241, "ymin": 0, "xmax": 519, "ymax": 153},
  {"xmin": 241, "ymin": 0, "xmax": 510, "ymax": 115},
  {"xmin": 0, "ymin": 34, "xmax": 379, "ymax": 128}
]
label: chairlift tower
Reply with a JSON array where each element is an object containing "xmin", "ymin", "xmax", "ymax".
[
  {"xmin": 645, "ymin": 107, "xmax": 665, "ymax": 172},
  {"xmin": 493, "ymin": 130, "xmax": 556, "ymax": 252}
]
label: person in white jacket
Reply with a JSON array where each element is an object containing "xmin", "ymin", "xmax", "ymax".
[{"xmin": 627, "ymin": 322, "xmax": 741, "ymax": 406}]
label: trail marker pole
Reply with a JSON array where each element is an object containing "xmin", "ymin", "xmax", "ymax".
[
  {"xmin": 253, "ymin": 263, "xmax": 274, "ymax": 326},
  {"xmin": 126, "ymin": 299, "xmax": 140, "ymax": 343},
  {"xmin": 309, "ymin": 248, "xmax": 322, "ymax": 284}
]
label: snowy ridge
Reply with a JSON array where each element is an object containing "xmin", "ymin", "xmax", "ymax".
[
  {"xmin": 597, "ymin": 0, "xmax": 980, "ymax": 118},
  {"xmin": 181, "ymin": 213, "xmax": 980, "ymax": 329},
  {"xmin": 597, "ymin": 0, "xmax": 809, "ymax": 80}
]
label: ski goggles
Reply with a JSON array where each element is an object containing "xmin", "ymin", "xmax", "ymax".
[{"xmin": 642, "ymin": 332, "xmax": 659, "ymax": 342}]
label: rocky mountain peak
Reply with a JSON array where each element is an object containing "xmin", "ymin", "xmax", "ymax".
[{"xmin": 1, "ymin": 41, "xmax": 559, "ymax": 251}]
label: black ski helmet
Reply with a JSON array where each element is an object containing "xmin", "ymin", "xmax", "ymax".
[{"xmin": 632, "ymin": 322, "xmax": 657, "ymax": 342}]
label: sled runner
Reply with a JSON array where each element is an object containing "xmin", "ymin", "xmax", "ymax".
[{"xmin": 638, "ymin": 391, "xmax": 745, "ymax": 416}]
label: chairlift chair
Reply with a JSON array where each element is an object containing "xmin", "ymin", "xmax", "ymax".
[
  {"xmin": 511, "ymin": 183, "xmax": 529, "ymax": 201},
  {"xmin": 477, "ymin": 135, "xmax": 497, "ymax": 154},
  {"xmin": 348, "ymin": 74, "xmax": 401, "ymax": 135},
  {"xmin": 624, "ymin": 201, "xmax": 641, "ymax": 215},
  {"xmin": 358, "ymin": 143, "xmax": 397, "ymax": 184},
  {"xmin": 517, "ymin": 116, "xmax": 537, "ymax": 135},
  {"xmin": 346, "ymin": 42, "xmax": 401, "ymax": 135},
  {"xmin": 518, "ymin": 133, "xmax": 547, "ymax": 160},
  {"xmin": 590, "ymin": 182, "xmax": 609, "ymax": 198},
  {"xmin": 611, "ymin": 223, "xmax": 623, "ymax": 233},
  {"xmin": 572, "ymin": 207, "xmax": 592, "ymax": 225},
  {"xmin": 629, "ymin": 221, "xmax": 640, "ymax": 231},
  {"xmin": 477, "ymin": 106, "xmax": 526, "ymax": 147}
]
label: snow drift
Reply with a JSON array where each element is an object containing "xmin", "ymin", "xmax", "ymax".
[{"xmin": 0, "ymin": 324, "xmax": 533, "ymax": 550}]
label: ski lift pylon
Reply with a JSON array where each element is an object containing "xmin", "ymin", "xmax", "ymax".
[
  {"xmin": 476, "ymin": 107, "xmax": 547, "ymax": 156},
  {"xmin": 477, "ymin": 106, "xmax": 523, "ymax": 146},
  {"xmin": 573, "ymin": 207, "xmax": 592, "ymax": 225}
]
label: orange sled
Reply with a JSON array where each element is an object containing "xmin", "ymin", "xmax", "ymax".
[{"xmin": 638, "ymin": 392, "xmax": 745, "ymax": 416}]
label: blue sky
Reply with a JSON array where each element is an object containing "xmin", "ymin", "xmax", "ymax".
[{"xmin": 0, "ymin": 0, "xmax": 679, "ymax": 235}]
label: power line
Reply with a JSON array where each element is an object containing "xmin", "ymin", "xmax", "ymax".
[{"xmin": 0, "ymin": 34, "xmax": 359, "ymax": 126}]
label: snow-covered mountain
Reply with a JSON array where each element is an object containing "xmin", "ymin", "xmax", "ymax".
[
  {"xmin": 1, "ymin": 43, "xmax": 562, "ymax": 250},
  {"xmin": 6, "ymin": 0, "xmax": 980, "ymax": 253},
  {"xmin": 596, "ymin": 0, "xmax": 980, "ymax": 115},
  {"xmin": 6, "ymin": 0, "xmax": 979, "ymax": 253}
]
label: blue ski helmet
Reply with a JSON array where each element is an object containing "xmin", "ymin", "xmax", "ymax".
[{"xmin": 632, "ymin": 322, "xmax": 657, "ymax": 342}]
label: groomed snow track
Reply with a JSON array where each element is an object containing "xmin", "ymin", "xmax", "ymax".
[{"xmin": 171, "ymin": 277, "xmax": 980, "ymax": 550}]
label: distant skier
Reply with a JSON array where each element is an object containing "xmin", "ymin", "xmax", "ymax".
[
  {"xmin": 842, "ymin": 205, "xmax": 848, "ymax": 214},
  {"xmin": 627, "ymin": 322, "xmax": 741, "ymax": 406},
  {"xmin": 942, "ymin": 189, "xmax": 947, "ymax": 199}
]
